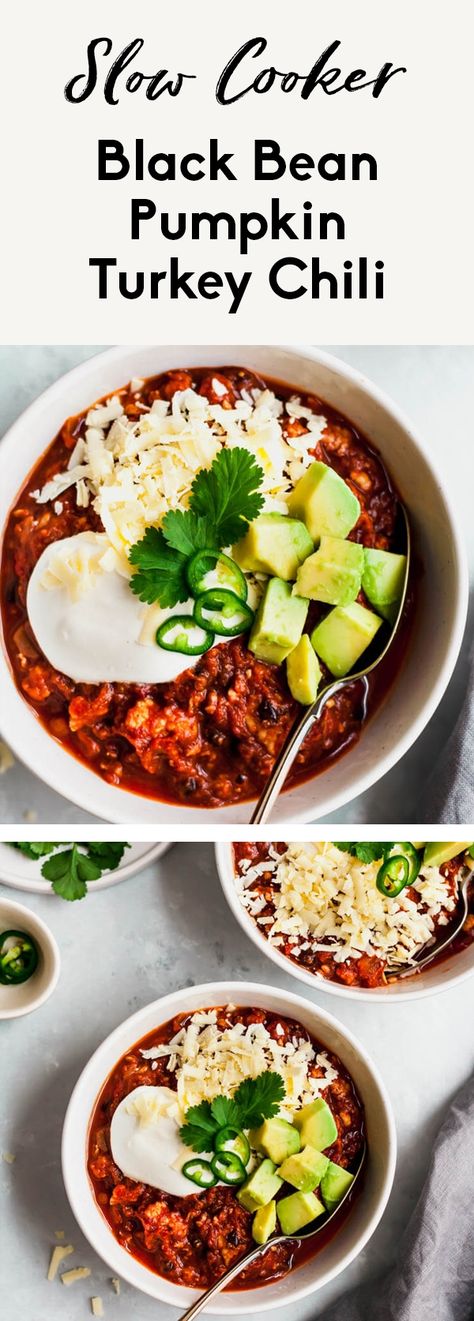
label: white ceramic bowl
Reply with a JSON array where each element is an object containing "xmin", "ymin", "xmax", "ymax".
[
  {"xmin": 62, "ymin": 980, "xmax": 395, "ymax": 1313},
  {"xmin": 0, "ymin": 896, "xmax": 60, "ymax": 1018},
  {"xmin": 0, "ymin": 345, "xmax": 467, "ymax": 824},
  {"xmin": 216, "ymin": 842, "xmax": 474, "ymax": 1003},
  {"xmin": 0, "ymin": 841, "xmax": 171, "ymax": 895}
]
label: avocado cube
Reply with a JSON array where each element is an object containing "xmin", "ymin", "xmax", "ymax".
[
  {"xmin": 249, "ymin": 1117, "xmax": 301, "ymax": 1164},
  {"xmin": 279, "ymin": 1146, "xmax": 330, "ymax": 1193},
  {"xmin": 311, "ymin": 603, "xmax": 382, "ymax": 678},
  {"xmin": 287, "ymin": 461, "xmax": 360, "ymax": 543},
  {"xmin": 252, "ymin": 1200, "xmax": 277, "ymax": 1245},
  {"xmin": 295, "ymin": 536, "xmax": 364, "ymax": 606},
  {"xmin": 277, "ymin": 1190, "xmax": 325, "ymax": 1235},
  {"xmin": 422, "ymin": 842, "xmax": 473, "ymax": 868},
  {"xmin": 294, "ymin": 1099, "xmax": 338, "ymax": 1150},
  {"xmin": 362, "ymin": 549, "xmax": 407, "ymax": 615},
  {"xmin": 248, "ymin": 578, "xmax": 309, "ymax": 665},
  {"xmin": 237, "ymin": 1159, "xmax": 283, "ymax": 1212},
  {"xmin": 234, "ymin": 513, "xmax": 313, "ymax": 581},
  {"xmin": 320, "ymin": 1161, "xmax": 354, "ymax": 1212},
  {"xmin": 286, "ymin": 635, "xmax": 321, "ymax": 705}
]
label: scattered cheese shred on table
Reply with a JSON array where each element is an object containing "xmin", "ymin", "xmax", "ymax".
[
  {"xmin": 61, "ymin": 1267, "xmax": 91, "ymax": 1286},
  {"xmin": 91, "ymin": 1298, "xmax": 104, "ymax": 1317},
  {"xmin": 111, "ymin": 1278, "xmax": 120, "ymax": 1295},
  {"xmin": 0, "ymin": 740, "xmax": 14, "ymax": 773},
  {"xmin": 2, "ymin": 1151, "xmax": 16, "ymax": 1163},
  {"xmin": 47, "ymin": 1244, "xmax": 74, "ymax": 1280},
  {"xmin": 55, "ymin": 1230, "xmax": 65, "ymax": 1239}
]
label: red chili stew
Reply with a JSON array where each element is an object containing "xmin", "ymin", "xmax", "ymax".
[
  {"xmin": 233, "ymin": 844, "xmax": 473, "ymax": 988},
  {"xmin": 1, "ymin": 367, "xmax": 413, "ymax": 808},
  {"xmin": 88, "ymin": 1005, "xmax": 364, "ymax": 1290}
]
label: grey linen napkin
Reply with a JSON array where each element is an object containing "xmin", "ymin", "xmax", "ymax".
[
  {"xmin": 317, "ymin": 1073, "xmax": 474, "ymax": 1321},
  {"xmin": 416, "ymin": 639, "xmax": 474, "ymax": 823}
]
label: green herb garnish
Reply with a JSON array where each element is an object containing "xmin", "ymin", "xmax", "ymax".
[
  {"xmin": 180, "ymin": 1071, "xmax": 285, "ymax": 1153},
  {"xmin": 129, "ymin": 447, "xmax": 264, "ymax": 609},
  {"xmin": 335, "ymin": 842, "xmax": 395, "ymax": 864},
  {"xmin": 10, "ymin": 842, "xmax": 129, "ymax": 901}
]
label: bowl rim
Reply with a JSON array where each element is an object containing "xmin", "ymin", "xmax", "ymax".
[
  {"xmin": 215, "ymin": 841, "xmax": 474, "ymax": 1003},
  {"xmin": 0, "ymin": 343, "xmax": 468, "ymax": 823},
  {"xmin": 0, "ymin": 895, "xmax": 60, "ymax": 1018},
  {"xmin": 61, "ymin": 978, "xmax": 397, "ymax": 1313}
]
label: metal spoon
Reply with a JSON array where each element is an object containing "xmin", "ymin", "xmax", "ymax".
[
  {"xmin": 178, "ymin": 1142, "xmax": 366, "ymax": 1321},
  {"xmin": 250, "ymin": 505, "xmax": 411, "ymax": 825},
  {"xmin": 385, "ymin": 864, "xmax": 473, "ymax": 979}
]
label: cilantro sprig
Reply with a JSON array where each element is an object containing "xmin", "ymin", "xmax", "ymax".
[
  {"xmin": 129, "ymin": 447, "xmax": 264, "ymax": 609},
  {"xmin": 179, "ymin": 1071, "xmax": 285, "ymax": 1153},
  {"xmin": 11, "ymin": 842, "xmax": 129, "ymax": 901}
]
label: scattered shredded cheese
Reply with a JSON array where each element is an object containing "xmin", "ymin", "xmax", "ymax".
[
  {"xmin": 0, "ymin": 741, "xmax": 14, "ymax": 774},
  {"xmin": 2, "ymin": 1151, "xmax": 16, "ymax": 1163},
  {"xmin": 91, "ymin": 1298, "xmax": 104, "ymax": 1317},
  {"xmin": 141, "ymin": 1008, "xmax": 337, "ymax": 1118},
  {"xmin": 236, "ymin": 843, "xmax": 458, "ymax": 968},
  {"xmin": 61, "ymin": 1267, "xmax": 91, "ymax": 1286},
  {"xmin": 111, "ymin": 1278, "xmax": 121, "ymax": 1295},
  {"xmin": 47, "ymin": 1245, "xmax": 74, "ymax": 1280},
  {"xmin": 31, "ymin": 383, "xmax": 328, "ymax": 592}
]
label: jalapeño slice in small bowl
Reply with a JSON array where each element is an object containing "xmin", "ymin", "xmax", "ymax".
[
  {"xmin": 187, "ymin": 549, "xmax": 248, "ymax": 602},
  {"xmin": 210, "ymin": 1151, "xmax": 247, "ymax": 1185},
  {"xmin": 0, "ymin": 929, "xmax": 39, "ymax": 984},
  {"xmin": 155, "ymin": 616, "xmax": 215, "ymax": 656},
  {"xmin": 194, "ymin": 589, "xmax": 255, "ymax": 637}
]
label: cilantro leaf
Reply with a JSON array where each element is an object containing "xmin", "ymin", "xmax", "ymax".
[
  {"xmin": 210, "ymin": 1095, "xmax": 241, "ymax": 1130},
  {"xmin": 190, "ymin": 448, "xmax": 265, "ymax": 546},
  {"xmin": 41, "ymin": 845, "xmax": 102, "ymax": 901},
  {"xmin": 86, "ymin": 842, "xmax": 129, "ymax": 871},
  {"xmin": 233, "ymin": 1071, "xmax": 285, "ymax": 1127},
  {"xmin": 161, "ymin": 510, "xmax": 218, "ymax": 558},
  {"xmin": 129, "ymin": 527, "xmax": 189, "ymax": 607},
  {"xmin": 12, "ymin": 842, "xmax": 59, "ymax": 858},
  {"xmin": 335, "ymin": 843, "xmax": 394, "ymax": 864},
  {"xmin": 180, "ymin": 1101, "xmax": 218, "ymax": 1152}
]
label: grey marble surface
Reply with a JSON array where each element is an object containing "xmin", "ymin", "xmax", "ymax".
[
  {"xmin": 1, "ymin": 842, "xmax": 474, "ymax": 1321},
  {"xmin": 0, "ymin": 346, "xmax": 473, "ymax": 826}
]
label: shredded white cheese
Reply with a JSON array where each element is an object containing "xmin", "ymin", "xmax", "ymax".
[
  {"xmin": 91, "ymin": 1298, "xmax": 104, "ymax": 1317},
  {"xmin": 61, "ymin": 1267, "xmax": 91, "ymax": 1286},
  {"xmin": 141, "ymin": 1007, "xmax": 337, "ymax": 1118},
  {"xmin": 31, "ymin": 383, "xmax": 327, "ymax": 590},
  {"xmin": 47, "ymin": 1245, "xmax": 74, "ymax": 1280},
  {"xmin": 236, "ymin": 843, "xmax": 457, "ymax": 968}
]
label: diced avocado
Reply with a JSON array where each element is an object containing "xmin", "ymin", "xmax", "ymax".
[
  {"xmin": 286, "ymin": 635, "xmax": 321, "ymax": 705},
  {"xmin": 249, "ymin": 1117, "xmax": 301, "ymax": 1164},
  {"xmin": 362, "ymin": 549, "xmax": 407, "ymax": 614},
  {"xmin": 311, "ymin": 602, "xmax": 382, "ymax": 678},
  {"xmin": 279, "ymin": 1145, "xmax": 330, "ymax": 1193},
  {"xmin": 252, "ymin": 1200, "xmax": 277, "ymax": 1245},
  {"xmin": 277, "ymin": 1190, "xmax": 325, "ymax": 1235},
  {"xmin": 287, "ymin": 461, "xmax": 360, "ymax": 544},
  {"xmin": 234, "ymin": 513, "xmax": 313, "ymax": 581},
  {"xmin": 295, "ymin": 536, "xmax": 364, "ymax": 606},
  {"xmin": 248, "ymin": 578, "xmax": 309, "ymax": 665},
  {"xmin": 294, "ymin": 1099, "xmax": 338, "ymax": 1151},
  {"xmin": 237, "ymin": 1159, "xmax": 283, "ymax": 1212},
  {"xmin": 422, "ymin": 842, "xmax": 473, "ymax": 868},
  {"xmin": 320, "ymin": 1161, "xmax": 354, "ymax": 1212}
]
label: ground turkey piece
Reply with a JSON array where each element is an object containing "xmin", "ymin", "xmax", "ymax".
[
  {"xmin": 137, "ymin": 1187, "xmax": 293, "ymax": 1288},
  {"xmin": 1, "ymin": 365, "xmax": 410, "ymax": 808}
]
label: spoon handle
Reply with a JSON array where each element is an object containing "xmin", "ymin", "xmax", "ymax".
[
  {"xmin": 178, "ymin": 1237, "xmax": 286, "ymax": 1320},
  {"xmin": 250, "ymin": 680, "xmax": 343, "ymax": 825}
]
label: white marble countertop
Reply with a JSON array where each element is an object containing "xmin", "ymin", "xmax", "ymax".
[
  {"xmin": 1, "ymin": 843, "xmax": 474, "ymax": 1321},
  {"xmin": 0, "ymin": 346, "xmax": 473, "ymax": 825}
]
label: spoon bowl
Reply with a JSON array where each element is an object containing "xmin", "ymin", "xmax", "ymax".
[{"xmin": 385, "ymin": 866, "xmax": 473, "ymax": 980}]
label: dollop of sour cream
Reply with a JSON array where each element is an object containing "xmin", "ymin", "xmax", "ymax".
[
  {"xmin": 110, "ymin": 1085, "xmax": 195, "ymax": 1196},
  {"xmin": 26, "ymin": 532, "xmax": 217, "ymax": 685}
]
